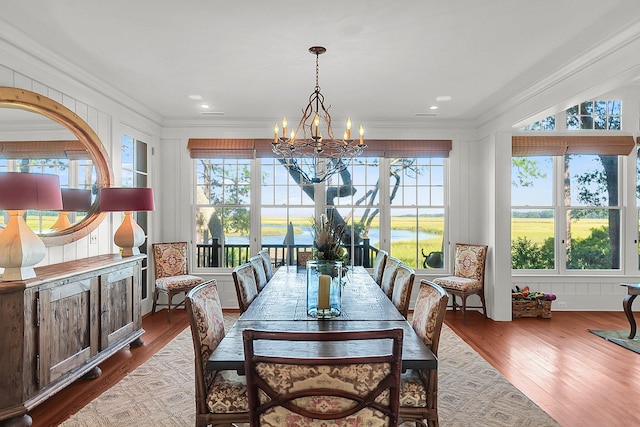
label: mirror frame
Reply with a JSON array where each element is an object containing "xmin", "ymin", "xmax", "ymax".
[{"xmin": 0, "ymin": 87, "xmax": 113, "ymax": 246}]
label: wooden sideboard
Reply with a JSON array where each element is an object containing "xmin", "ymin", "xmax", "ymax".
[{"xmin": 0, "ymin": 254, "xmax": 146, "ymax": 426}]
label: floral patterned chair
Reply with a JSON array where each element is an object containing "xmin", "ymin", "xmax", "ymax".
[
  {"xmin": 250, "ymin": 254, "xmax": 268, "ymax": 291},
  {"xmin": 432, "ymin": 243, "xmax": 488, "ymax": 323},
  {"xmin": 232, "ymin": 262, "xmax": 259, "ymax": 313},
  {"xmin": 399, "ymin": 280, "xmax": 448, "ymax": 427},
  {"xmin": 372, "ymin": 249, "xmax": 389, "ymax": 286},
  {"xmin": 152, "ymin": 242, "xmax": 204, "ymax": 322},
  {"xmin": 391, "ymin": 263, "xmax": 415, "ymax": 319},
  {"xmin": 185, "ymin": 280, "xmax": 249, "ymax": 426},
  {"xmin": 380, "ymin": 255, "xmax": 401, "ymax": 299},
  {"xmin": 258, "ymin": 248, "xmax": 274, "ymax": 281},
  {"xmin": 243, "ymin": 328, "xmax": 403, "ymax": 426}
]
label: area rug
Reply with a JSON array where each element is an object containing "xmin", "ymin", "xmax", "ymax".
[
  {"xmin": 589, "ymin": 329, "xmax": 640, "ymax": 354},
  {"xmin": 61, "ymin": 314, "xmax": 559, "ymax": 427}
]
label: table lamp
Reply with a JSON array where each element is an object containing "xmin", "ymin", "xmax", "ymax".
[
  {"xmin": 100, "ymin": 187, "xmax": 155, "ymax": 256},
  {"xmin": 0, "ymin": 172, "xmax": 63, "ymax": 281},
  {"xmin": 51, "ymin": 188, "xmax": 93, "ymax": 231}
]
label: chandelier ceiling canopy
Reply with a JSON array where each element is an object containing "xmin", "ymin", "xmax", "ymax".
[{"xmin": 272, "ymin": 46, "xmax": 366, "ymax": 184}]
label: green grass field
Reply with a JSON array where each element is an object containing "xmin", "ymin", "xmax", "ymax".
[{"xmin": 511, "ymin": 217, "xmax": 609, "ymax": 244}]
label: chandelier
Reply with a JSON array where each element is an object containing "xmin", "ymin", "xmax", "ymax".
[{"xmin": 272, "ymin": 46, "xmax": 366, "ymax": 184}]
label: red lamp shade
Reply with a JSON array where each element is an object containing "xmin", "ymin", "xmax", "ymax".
[
  {"xmin": 99, "ymin": 187, "xmax": 155, "ymax": 212},
  {"xmin": 0, "ymin": 172, "xmax": 63, "ymax": 210},
  {"xmin": 60, "ymin": 188, "xmax": 93, "ymax": 212}
]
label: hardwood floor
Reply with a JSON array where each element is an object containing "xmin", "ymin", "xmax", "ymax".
[{"xmin": 28, "ymin": 309, "xmax": 639, "ymax": 426}]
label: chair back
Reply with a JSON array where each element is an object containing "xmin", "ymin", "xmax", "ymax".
[
  {"xmin": 185, "ymin": 280, "xmax": 225, "ymax": 413},
  {"xmin": 249, "ymin": 255, "xmax": 268, "ymax": 291},
  {"xmin": 452, "ymin": 243, "xmax": 488, "ymax": 283},
  {"xmin": 243, "ymin": 328, "xmax": 403, "ymax": 426},
  {"xmin": 153, "ymin": 242, "xmax": 189, "ymax": 279},
  {"xmin": 372, "ymin": 249, "xmax": 388, "ymax": 285},
  {"xmin": 297, "ymin": 251, "xmax": 314, "ymax": 271},
  {"xmin": 391, "ymin": 264, "xmax": 415, "ymax": 318},
  {"xmin": 257, "ymin": 249, "xmax": 274, "ymax": 281},
  {"xmin": 380, "ymin": 256, "xmax": 401, "ymax": 298},
  {"xmin": 411, "ymin": 280, "xmax": 448, "ymax": 356},
  {"xmin": 233, "ymin": 262, "xmax": 259, "ymax": 313}
]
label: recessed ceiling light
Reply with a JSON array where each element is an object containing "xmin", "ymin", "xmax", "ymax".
[
  {"xmin": 436, "ymin": 95, "xmax": 452, "ymax": 102},
  {"xmin": 189, "ymin": 94, "xmax": 203, "ymax": 100},
  {"xmin": 429, "ymin": 105, "xmax": 439, "ymax": 110},
  {"xmin": 200, "ymin": 104, "xmax": 211, "ymax": 109}
]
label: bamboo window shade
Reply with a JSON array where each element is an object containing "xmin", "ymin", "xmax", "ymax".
[
  {"xmin": 512, "ymin": 135, "xmax": 635, "ymax": 157},
  {"xmin": 187, "ymin": 138, "xmax": 452, "ymax": 159},
  {"xmin": 0, "ymin": 140, "xmax": 90, "ymax": 159}
]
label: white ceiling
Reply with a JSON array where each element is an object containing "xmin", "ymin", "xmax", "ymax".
[{"xmin": 2, "ymin": 0, "xmax": 640, "ymax": 129}]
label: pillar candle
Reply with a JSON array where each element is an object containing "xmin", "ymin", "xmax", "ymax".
[{"xmin": 318, "ymin": 274, "xmax": 331, "ymax": 310}]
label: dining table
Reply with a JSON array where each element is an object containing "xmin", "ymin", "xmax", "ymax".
[{"xmin": 207, "ymin": 265, "xmax": 437, "ymax": 374}]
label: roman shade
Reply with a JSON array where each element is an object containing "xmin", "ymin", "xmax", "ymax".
[
  {"xmin": 0, "ymin": 140, "xmax": 90, "ymax": 159},
  {"xmin": 187, "ymin": 138, "xmax": 452, "ymax": 159},
  {"xmin": 512, "ymin": 135, "xmax": 635, "ymax": 157}
]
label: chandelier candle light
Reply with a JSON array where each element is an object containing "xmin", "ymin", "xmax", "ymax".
[{"xmin": 272, "ymin": 46, "xmax": 366, "ymax": 184}]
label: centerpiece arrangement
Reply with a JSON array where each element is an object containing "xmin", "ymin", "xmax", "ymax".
[{"xmin": 306, "ymin": 212, "xmax": 346, "ymax": 318}]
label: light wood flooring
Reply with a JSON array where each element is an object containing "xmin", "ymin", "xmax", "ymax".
[{"xmin": 28, "ymin": 309, "xmax": 639, "ymax": 427}]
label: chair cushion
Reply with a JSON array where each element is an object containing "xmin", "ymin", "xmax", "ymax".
[
  {"xmin": 399, "ymin": 369, "xmax": 427, "ymax": 407},
  {"xmin": 432, "ymin": 276, "xmax": 482, "ymax": 292},
  {"xmin": 454, "ymin": 245, "xmax": 486, "ymax": 279},
  {"xmin": 206, "ymin": 370, "xmax": 249, "ymax": 413},
  {"xmin": 156, "ymin": 274, "xmax": 204, "ymax": 292}
]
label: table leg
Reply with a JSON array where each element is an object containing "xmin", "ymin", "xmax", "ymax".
[{"xmin": 622, "ymin": 294, "xmax": 638, "ymax": 339}]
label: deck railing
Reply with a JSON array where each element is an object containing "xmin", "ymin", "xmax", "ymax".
[{"xmin": 196, "ymin": 238, "xmax": 378, "ymax": 269}]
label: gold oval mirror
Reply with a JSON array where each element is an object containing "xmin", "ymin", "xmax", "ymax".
[{"xmin": 0, "ymin": 87, "xmax": 113, "ymax": 246}]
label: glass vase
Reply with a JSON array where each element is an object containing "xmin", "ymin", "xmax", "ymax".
[{"xmin": 306, "ymin": 260, "xmax": 342, "ymax": 318}]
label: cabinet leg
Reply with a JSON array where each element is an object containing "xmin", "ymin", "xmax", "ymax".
[
  {"xmin": 0, "ymin": 414, "xmax": 32, "ymax": 427},
  {"xmin": 82, "ymin": 366, "xmax": 102, "ymax": 380},
  {"xmin": 130, "ymin": 337, "xmax": 144, "ymax": 348}
]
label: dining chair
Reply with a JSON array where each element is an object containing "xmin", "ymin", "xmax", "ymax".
[
  {"xmin": 380, "ymin": 255, "xmax": 401, "ymax": 299},
  {"xmin": 232, "ymin": 262, "xmax": 259, "ymax": 313},
  {"xmin": 296, "ymin": 250, "xmax": 314, "ymax": 271},
  {"xmin": 432, "ymin": 243, "xmax": 488, "ymax": 323},
  {"xmin": 399, "ymin": 279, "xmax": 448, "ymax": 427},
  {"xmin": 391, "ymin": 263, "xmax": 415, "ymax": 319},
  {"xmin": 249, "ymin": 254, "xmax": 268, "ymax": 291},
  {"xmin": 242, "ymin": 328, "xmax": 404, "ymax": 426},
  {"xmin": 372, "ymin": 249, "xmax": 388, "ymax": 286},
  {"xmin": 185, "ymin": 280, "xmax": 249, "ymax": 426},
  {"xmin": 151, "ymin": 242, "xmax": 205, "ymax": 322},
  {"xmin": 257, "ymin": 248, "xmax": 274, "ymax": 281}
]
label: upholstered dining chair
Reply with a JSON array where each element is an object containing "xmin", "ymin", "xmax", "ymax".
[
  {"xmin": 185, "ymin": 280, "xmax": 249, "ymax": 427},
  {"xmin": 380, "ymin": 255, "xmax": 401, "ymax": 299},
  {"xmin": 242, "ymin": 328, "xmax": 404, "ymax": 426},
  {"xmin": 432, "ymin": 243, "xmax": 488, "ymax": 323},
  {"xmin": 296, "ymin": 250, "xmax": 314, "ymax": 272},
  {"xmin": 152, "ymin": 242, "xmax": 204, "ymax": 322},
  {"xmin": 249, "ymin": 254, "xmax": 268, "ymax": 291},
  {"xmin": 399, "ymin": 280, "xmax": 448, "ymax": 427},
  {"xmin": 232, "ymin": 262, "xmax": 259, "ymax": 313},
  {"xmin": 391, "ymin": 263, "xmax": 416, "ymax": 319},
  {"xmin": 372, "ymin": 249, "xmax": 389, "ymax": 286},
  {"xmin": 257, "ymin": 248, "xmax": 274, "ymax": 281}
]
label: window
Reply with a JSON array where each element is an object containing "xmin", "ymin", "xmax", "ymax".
[
  {"xmin": 189, "ymin": 139, "xmax": 451, "ymax": 270},
  {"xmin": 566, "ymin": 100, "xmax": 621, "ymax": 130},
  {"xmin": 195, "ymin": 158, "xmax": 251, "ymax": 268},
  {"xmin": 121, "ymin": 135, "xmax": 149, "ymax": 297}
]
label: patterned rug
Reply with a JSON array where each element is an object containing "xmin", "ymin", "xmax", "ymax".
[
  {"xmin": 589, "ymin": 329, "xmax": 640, "ymax": 354},
  {"xmin": 61, "ymin": 314, "xmax": 558, "ymax": 427}
]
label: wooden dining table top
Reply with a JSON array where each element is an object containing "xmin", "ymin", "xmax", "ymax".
[{"xmin": 207, "ymin": 266, "xmax": 437, "ymax": 373}]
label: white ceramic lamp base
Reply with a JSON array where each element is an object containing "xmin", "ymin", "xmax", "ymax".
[
  {"xmin": 113, "ymin": 211, "xmax": 145, "ymax": 257},
  {"xmin": 0, "ymin": 211, "xmax": 47, "ymax": 281}
]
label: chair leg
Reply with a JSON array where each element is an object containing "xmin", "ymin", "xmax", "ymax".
[
  {"xmin": 462, "ymin": 295, "xmax": 468, "ymax": 324},
  {"xmin": 480, "ymin": 292, "xmax": 488, "ymax": 318},
  {"xmin": 450, "ymin": 294, "xmax": 457, "ymax": 312},
  {"xmin": 151, "ymin": 288, "xmax": 159, "ymax": 314},
  {"xmin": 166, "ymin": 291, "xmax": 174, "ymax": 322}
]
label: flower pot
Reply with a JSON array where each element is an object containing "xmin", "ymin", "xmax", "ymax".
[{"xmin": 306, "ymin": 260, "xmax": 342, "ymax": 318}]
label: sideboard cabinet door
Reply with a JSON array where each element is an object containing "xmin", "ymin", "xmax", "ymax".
[
  {"xmin": 37, "ymin": 277, "xmax": 100, "ymax": 387},
  {"xmin": 100, "ymin": 263, "xmax": 142, "ymax": 350}
]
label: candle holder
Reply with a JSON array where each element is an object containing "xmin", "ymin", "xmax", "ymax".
[{"xmin": 306, "ymin": 259, "xmax": 342, "ymax": 318}]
